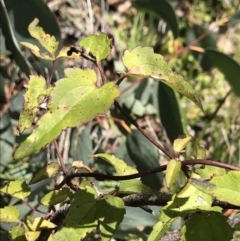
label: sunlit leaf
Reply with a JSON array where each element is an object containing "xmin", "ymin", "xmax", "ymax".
[
  {"xmin": 165, "ymin": 159, "xmax": 181, "ymax": 189},
  {"xmin": 20, "ymin": 42, "xmax": 54, "ymax": 60},
  {"xmin": 0, "ymin": 206, "xmax": 20, "ymax": 222},
  {"xmin": 79, "ymin": 33, "xmax": 112, "ymax": 62},
  {"xmin": 29, "ymin": 162, "xmax": 60, "ymax": 184},
  {"xmin": 14, "ymin": 68, "xmax": 119, "ymax": 159},
  {"xmin": 24, "ymin": 216, "xmax": 57, "ymax": 231},
  {"xmin": 173, "ymin": 134, "xmax": 193, "ymax": 153},
  {"xmin": 9, "ymin": 226, "xmax": 25, "ymax": 241},
  {"xmin": 0, "ymin": 180, "xmax": 31, "ymax": 199},
  {"xmin": 40, "ymin": 188, "xmax": 71, "ymax": 206},
  {"xmin": 28, "ymin": 18, "xmax": 59, "ymax": 55},
  {"xmin": 122, "ymin": 46, "xmax": 203, "ymax": 111},
  {"xmin": 18, "ymin": 75, "xmax": 52, "ymax": 133},
  {"xmin": 190, "ymin": 171, "xmax": 240, "ymax": 206},
  {"xmin": 25, "ymin": 231, "xmax": 41, "ymax": 241}
]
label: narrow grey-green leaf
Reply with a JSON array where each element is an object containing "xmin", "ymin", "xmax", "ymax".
[
  {"xmin": 133, "ymin": 0, "xmax": 178, "ymax": 38},
  {"xmin": 205, "ymin": 49, "xmax": 240, "ymax": 97}
]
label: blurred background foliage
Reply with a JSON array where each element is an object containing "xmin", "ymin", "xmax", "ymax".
[{"xmin": 0, "ymin": 0, "xmax": 240, "ymax": 239}]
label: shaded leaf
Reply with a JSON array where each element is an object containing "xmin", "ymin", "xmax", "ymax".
[
  {"xmin": 52, "ymin": 186, "xmax": 98, "ymax": 241},
  {"xmin": 40, "ymin": 188, "xmax": 71, "ymax": 206},
  {"xmin": 133, "ymin": 0, "xmax": 178, "ymax": 38},
  {"xmin": 79, "ymin": 33, "xmax": 112, "ymax": 62},
  {"xmin": 99, "ymin": 195, "xmax": 125, "ymax": 241},
  {"xmin": 0, "ymin": 0, "xmax": 30, "ymax": 75},
  {"xmin": 205, "ymin": 49, "xmax": 240, "ymax": 97},
  {"xmin": 147, "ymin": 211, "xmax": 175, "ymax": 241},
  {"xmin": 29, "ymin": 162, "xmax": 60, "ymax": 184},
  {"xmin": 157, "ymin": 82, "xmax": 184, "ymax": 143},
  {"xmin": 122, "ymin": 46, "xmax": 203, "ymax": 111},
  {"xmin": 126, "ymin": 129, "xmax": 162, "ymax": 189},
  {"xmin": 181, "ymin": 213, "xmax": 232, "ymax": 241},
  {"xmin": 0, "ymin": 180, "xmax": 31, "ymax": 199},
  {"xmin": 165, "ymin": 159, "xmax": 181, "ymax": 189},
  {"xmin": 0, "ymin": 206, "xmax": 20, "ymax": 223},
  {"xmin": 14, "ymin": 68, "xmax": 119, "ymax": 159}
]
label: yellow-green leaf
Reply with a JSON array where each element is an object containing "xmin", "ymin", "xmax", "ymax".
[
  {"xmin": 79, "ymin": 33, "xmax": 112, "ymax": 62},
  {"xmin": 20, "ymin": 42, "xmax": 54, "ymax": 60},
  {"xmin": 9, "ymin": 226, "xmax": 25, "ymax": 241},
  {"xmin": 165, "ymin": 159, "xmax": 181, "ymax": 189},
  {"xmin": 25, "ymin": 231, "xmax": 41, "ymax": 241},
  {"xmin": 14, "ymin": 68, "xmax": 119, "ymax": 159},
  {"xmin": 29, "ymin": 162, "xmax": 60, "ymax": 185},
  {"xmin": 0, "ymin": 180, "xmax": 31, "ymax": 199},
  {"xmin": 122, "ymin": 46, "xmax": 203, "ymax": 111},
  {"xmin": 173, "ymin": 134, "xmax": 193, "ymax": 153},
  {"xmin": 24, "ymin": 216, "xmax": 57, "ymax": 231},
  {"xmin": 190, "ymin": 171, "xmax": 240, "ymax": 206},
  {"xmin": 40, "ymin": 188, "xmax": 70, "ymax": 206},
  {"xmin": 18, "ymin": 75, "xmax": 52, "ymax": 133},
  {"xmin": 28, "ymin": 18, "xmax": 59, "ymax": 55},
  {"xmin": 0, "ymin": 206, "xmax": 20, "ymax": 222}
]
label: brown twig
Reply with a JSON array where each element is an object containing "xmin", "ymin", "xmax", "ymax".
[
  {"xmin": 114, "ymin": 100, "xmax": 175, "ymax": 159},
  {"xmin": 53, "ymin": 140, "xmax": 68, "ymax": 176}
]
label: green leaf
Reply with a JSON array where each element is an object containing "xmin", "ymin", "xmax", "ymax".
[
  {"xmin": 79, "ymin": 33, "xmax": 112, "ymax": 62},
  {"xmin": 205, "ymin": 49, "xmax": 240, "ymax": 97},
  {"xmin": 157, "ymin": 82, "xmax": 184, "ymax": 143},
  {"xmin": 24, "ymin": 216, "xmax": 56, "ymax": 231},
  {"xmin": 195, "ymin": 166, "xmax": 226, "ymax": 179},
  {"xmin": 29, "ymin": 162, "xmax": 60, "ymax": 184},
  {"xmin": 9, "ymin": 226, "xmax": 25, "ymax": 241},
  {"xmin": 94, "ymin": 153, "xmax": 153, "ymax": 193},
  {"xmin": 195, "ymin": 144, "xmax": 207, "ymax": 159},
  {"xmin": 165, "ymin": 159, "xmax": 181, "ymax": 189},
  {"xmin": 93, "ymin": 153, "xmax": 137, "ymax": 175},
  {"xmin": 190, "ymin": 171, "xmax": 240, "ymax": 206},
  {"xmin": 122, "ymin": 46, "xmax": 203, "ymax": 111},
  {"xmin": 14, "ymin": 68, "xmax": 119, "ymax": 159},
  {"xmin": 28, "ymin": 18, "xmax": 59, "ymax": 55},
  {"xmin": 99, "ymin": 195, "xmax": 125, "ymax": 241},
  {"xmin": 181, "ymin": 213, "xmax": 233, "ymax": 241},
  {"xmin": 40, "ymin": 188, "xmax": 70, "ymax": 206},
  {"xmin": 0, "ymin": 180, "xmax": 31, "ymax": 199},
  {"xmin": 133, "ymin": 0, "xmax": 178, "ymax": 38},
  {"xmin": 173, "ymin": 134, "xmax": 193, "ymax": 153},
  {"xmin": 0, "ymin": 206, "xmax": 20, "ymax": 222},
  {"xmin": 18, "ymin": 75, "xmax": 52, "ymax": 133},
  {"xmin": 147, "ymin": 211, "xmax": 175, "ymax": 241},
  {"xmin": 52, "ymin": 186, "xmax": 98, "ymax": 241},
  {"xmin": 118, "ymin": 179, "xmax": 153, "ymax": 194}
]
